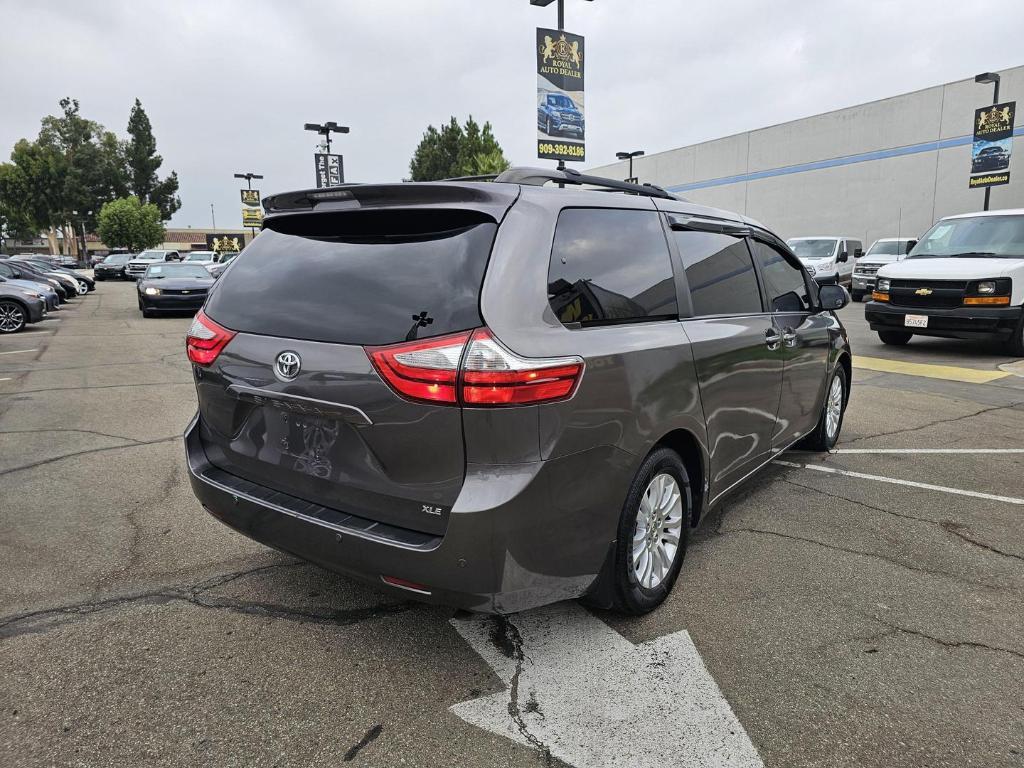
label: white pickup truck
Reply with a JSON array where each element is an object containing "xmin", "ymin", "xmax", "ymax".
[{"xmin": 866, "ymin": 209, "xmax": 1024, "ymax": 355}]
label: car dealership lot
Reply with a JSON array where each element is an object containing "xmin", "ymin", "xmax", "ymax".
[{"xmin": 1, "ymin": 282, "xmax": 1022, "ymax": 767}]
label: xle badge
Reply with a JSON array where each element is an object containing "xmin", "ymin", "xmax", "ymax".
[{"xmin": 422, "ymin": 505, "xmax": 444, "ymax": 516}]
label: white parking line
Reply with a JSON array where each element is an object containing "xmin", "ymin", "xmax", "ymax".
[
  {"xmin": 774, "ymin": 460, "xmax": 1024, "ymax": 505},
  {"xmin": 0, "ymin": 348, "xmax": 37, "ymax": 355}
]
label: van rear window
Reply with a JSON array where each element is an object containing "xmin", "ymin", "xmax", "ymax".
[{"xmin": 203, "ymin": 212, "xmax": 497, "ymax": 345}]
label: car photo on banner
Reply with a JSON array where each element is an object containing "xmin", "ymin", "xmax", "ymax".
[
  {"xmin": 536, "ymin": 27, "xmax": 585, "ymax": 162},
  {"xmin": 971, "ymin": 138, "xmax": 1012, "ymax": 173}
]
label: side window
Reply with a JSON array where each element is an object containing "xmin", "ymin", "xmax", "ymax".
[
  {"xmin": 750, "ymin": 240, "xmax": 812, "ymax": 313},
  {"xmin": 671, "ymin": 231, "xmax": 762, "ymax": 316},
  {"xmin": 548, "ymin": 209, "xmax": 677, "ymax": 327}
]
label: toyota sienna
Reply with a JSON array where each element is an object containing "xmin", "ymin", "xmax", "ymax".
[{"xmin": 184, "ymin": 168, "xmax": 852, "ymax": 614}]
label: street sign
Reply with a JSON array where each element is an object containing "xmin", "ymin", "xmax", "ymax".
[
  {"xmin": 969, "ymin": 101, "xmax": 1014, "ymax": 189},
  {"xmin": 314, "ymin": 153, "xmax": 345, "ymax": 188},
  {"xmin": 536, "ymin": 27, "xmax": 585, "ymax": 163}
]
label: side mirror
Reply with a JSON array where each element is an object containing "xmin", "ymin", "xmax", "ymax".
[
  {"xmin": 854, "ymin": 248, "xmax": 864, "ymax": 258},
  {"xmin": 837, "ymin": 251, "xmax": 848, "ymax": 263},
  {"xmin": 818, "ymin": 284, "xmax": 849, "ymax": 311},
  {"xmin": 905, "ymin": 240, "xmax": 917, "ymax": 254}
]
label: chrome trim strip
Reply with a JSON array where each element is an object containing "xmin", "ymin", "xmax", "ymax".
[{"xmin": 226, "ymin": 384, "xmax": 373, "ymax": 425}]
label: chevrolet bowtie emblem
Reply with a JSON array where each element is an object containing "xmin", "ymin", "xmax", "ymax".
[{"xmin": 915, "ymin": 288, "xmax": 933, "ymax": 296}]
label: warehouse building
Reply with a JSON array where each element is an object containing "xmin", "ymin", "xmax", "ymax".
[{"xmin": 589, "ymin": 65, "xmax": 1024, "ymax": 246}]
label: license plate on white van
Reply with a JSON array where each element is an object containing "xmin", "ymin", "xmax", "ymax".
[{"xmin": 904, "ymin": 315, "xmax": 928, "ymax": 328}]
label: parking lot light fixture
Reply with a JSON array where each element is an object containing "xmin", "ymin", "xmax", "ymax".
[
  {"xmin": 233, "ymin": 172, "xmax": 264, "ymax": 190},
  {"xmin": 303, "ymin": 122, "xmax": 349, "ymax": 154},
  {"xmin": 615, "ymin": 150, "xmax": 645, "ymax": 183},
  {"xmin": 974, "ymin": 72, "xmax": 1002, "ymax": 211}
]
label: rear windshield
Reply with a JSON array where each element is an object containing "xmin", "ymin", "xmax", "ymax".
[{"xmin": 203, "ymin": 210, "xmax": 497, "ymax": 345}]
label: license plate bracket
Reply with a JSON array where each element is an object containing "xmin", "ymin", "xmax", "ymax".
[{"xmin": 904, "ymin": 314, "xmax": 928, "ymax": 328}]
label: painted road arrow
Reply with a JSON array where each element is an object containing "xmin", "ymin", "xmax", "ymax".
[{"xmin": 451, "ymin": 602, "xmax": 764, "ymax": 768}]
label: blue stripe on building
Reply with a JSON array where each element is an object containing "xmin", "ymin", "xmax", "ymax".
[{"xmin": 666, "ymin": 126, "xmax": 1024, "ymax": 193}]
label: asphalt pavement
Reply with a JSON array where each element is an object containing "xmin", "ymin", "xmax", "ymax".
[{"xmin": 1, "ymin": 282, "xmax": 1021, "ymax": 767}]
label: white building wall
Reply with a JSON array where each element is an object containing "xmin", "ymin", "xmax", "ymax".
[{"xmin": 588, "ymin": 65, "xmax": 1024, "ymax": 247}]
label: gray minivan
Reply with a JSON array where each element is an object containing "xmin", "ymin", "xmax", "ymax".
[{"xmin": 184, "ymin": 168, "xmax": 851, "ymax": 615}]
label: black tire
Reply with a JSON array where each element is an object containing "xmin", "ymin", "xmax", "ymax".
[
  {"xmin": 95, "ymin": 275, "xmax": 105, "ymax": 282},
  {"xmin": 851, "ymin": 290, "xmax": 864, "ymax": 302},
  {"xmin": 801, "ymin": 363, "xmax": 848, "ymax": 452},
  {"xmin": 1008, "ymin": 312, "xmax": 1024, "ymax": 357},
  {"xmin": 605, "ymin": 447, "xmax": 691, "ymax": 615},
  {"xmin": 0, "ymin": 299, "xmax": 28, "ymax": 334},
  {"xmin": 878, "ymin": 330, "xmax": 912, "ymax": 346}
]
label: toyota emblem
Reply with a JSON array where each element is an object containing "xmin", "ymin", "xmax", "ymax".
[{"xmin": 274, "ymin": 351, "xmax": 301, "ymax": 381}]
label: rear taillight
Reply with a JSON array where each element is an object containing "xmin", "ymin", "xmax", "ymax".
[
  {"xmin": 365, "ymin": 328, "xmax": 583, "ymax": 406},
  {"xmin": 366, "ymin": 331, "xmax": 471, "ymax": 404},
  {"xmin": 186, "ymin": 310, "xmax": 236, "ymax": 366}
]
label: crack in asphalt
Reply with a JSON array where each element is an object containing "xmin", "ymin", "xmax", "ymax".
[
  {"xmin": 861, "ymin": 613, "xmax": 1024, "ymax": 661},
  {"xmin": 490, "ymin": 615, "xmax": 553, "ymax": 765},
  {"xmin": 343, "ymin": 723, "xmax": 383, "ymax": 762},
  {"xmin": 0, "ymin": 561, "xmax": 415, "ymax": 639},
  {"xmin": 0, "ymin": 427, "xmax": 144, "ymax": 444},
  {"xmin": 781, "ymin": 477, "xmax": 1024, "ymax": 565},
  {"xmin": 0, "ymin": 381, "xmax": 192, "ymax": 395},
  {"xmin": 0, "ymin": 434, "xmax": 179, "ymax": 476},
  {"xmin": 842, "ymin": 401, "xmax": 1024, "ymax": 446}
]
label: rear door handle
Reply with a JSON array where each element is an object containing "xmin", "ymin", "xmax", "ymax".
[
  {"xmin": 765, "ymin": 329, "xmax": 782, "ymax": 350},
  {"xmin": 782, "ymin": 327, "xmax": 798, "ymax": 348}
]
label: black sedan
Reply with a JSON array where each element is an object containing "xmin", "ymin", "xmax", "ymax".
[
  {"xmin": 94, "ymin": 253, "xmax": 134, "ymax": 280},
  {"xmin": 137, "ymin": 263, "xmax": 216, "ymax": 317}
]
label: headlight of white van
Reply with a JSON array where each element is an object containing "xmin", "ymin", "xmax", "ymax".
[
  {"xmin": 876, "ymin": 278, "xmax": 891, "ymax": 292},
  {"xmin": 977, "ymin": 280, "xmax": 996, "ymax": 294}
]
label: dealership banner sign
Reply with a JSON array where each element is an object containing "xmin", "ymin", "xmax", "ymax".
[
  {"xmin": 205, "ymin": 234, "xmax": 244, "ymax": 253},
  {"xmin": 536, "ymin": 28, "xmax": 585, "ymax": 162},
  {"xmin": 314, "ymin": 153, "xmax": 344, "ymax": 188},
  {"xmin": 969, "ymin": 101, "xmax": 1014, "ymax": 189},
  {"xmin": 240, "ymin": 187, "xmax": 263, "ymax": 229}
]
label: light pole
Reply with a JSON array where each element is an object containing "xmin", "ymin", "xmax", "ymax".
[
  {"xmin": 615, "ymin": 150, "xmax": 644, "ymax": 183},
  {"xmin": 974, "ymin": 72, "xmax": 1001, "ymax": 212},
  {"xmin": 530, "ymin": 0, "xmax": 593, "ymax": 174},
  {"xmin": 304, "ymin": 122, "xmax": 349, "ymax": 154},
  {"xmin": 234, "ymin": 172, "xmax": 264, "ymax": 239}
]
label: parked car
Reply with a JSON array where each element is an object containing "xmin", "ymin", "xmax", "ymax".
[
  {"xmin": 8, "ymin": 259, "xmax": 81, "ymax": 297},
  {"xmin": 851, "ymin": 237, "xmax": 916, "ymax": 301},
  {"xmin": 184, "ymin": 168, "xmax": 852, "ymax": 615},
  {"xmin": 94, "ymin": 253, "xmax": 134, "ymax": 281},
  {"xmin": 14, "ymin": 258, "xmax": 94, "ymax": 294},
  {"xmin": 537, "ymin": 92, "xmax": 585, "ymax": 138},
  {"xmin": 0, "ymin": 281, "xmax": 47, "ymax": 333},
  {"xmin": 137, "ymin": 262, "xmax": 216, "ymax": 317},
  {"xmin": 207, "ymin": 251, "xmax": 239, "ymax": 278},
  {"xmin": 867, "ymin": 208, "xmax": 1024, "ymax": 353},
  {"xmin": 0, "ymin": 276, "xmax": 59, "ymax": 311},
  {"xmin": 972, "ymin": 146, "xmax": 1010, "ymax": 173},
  {"xmin": 786, "ymin": 237, "xmax": 863, "ymax": 286},
  {"xmin": 181, "ymin": 251, "xmax": 218, "ymax": 268},
  {"xmin": 127, "ymin": 250, "xmax": 180, "ymax": 280},
  {"xmin": 0, "ymin": 262, "xmax": 63, "ymax": 307},
  {"xmin": 0, "ymin": 261, "xmax": 71, "ymax": 302}
]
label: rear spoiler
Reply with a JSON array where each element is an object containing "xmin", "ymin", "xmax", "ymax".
[{"xmin": 262, "ymin": 182, "xmax": 519, "ymax": 223}]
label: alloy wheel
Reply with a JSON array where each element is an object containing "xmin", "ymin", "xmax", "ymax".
[
  {"xmin": 631, "ymin": 472, "xmax": 684, "ymax": 589},
  {"xmin": 76, "ymin": 280, "xmax": 88, "ymax": 295},
  {"xmin": 825, "ymin": 373, "xmax": 843, "ymax": 440},
  {"xmin": 0, "ymin": 302, "xmax": 26, "ymax": 333}
]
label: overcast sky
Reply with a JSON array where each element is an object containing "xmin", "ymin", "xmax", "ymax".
[{"xmin": 2, "ymin": 0, "xmax": 1022, "ymax": 228}]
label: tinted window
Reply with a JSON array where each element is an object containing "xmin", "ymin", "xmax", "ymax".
[
  {"xmin": 204, "ymin": 211, "xmax": 497, "ymax": 345},
  {"xmin": 672, "ymin": 231, "xmax": 762, "ymax": 316},
  {"xmin": 750, "ymin": 241, "xmax": 811, "ymax": 313},
  {"xmin": 548, "ymin": 209, "xmax": 676, "ymax": 326}
]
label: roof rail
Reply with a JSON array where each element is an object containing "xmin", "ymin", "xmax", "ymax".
[
  {"xmin": 438, "ymin": 173, "xmax": 501, "ymax": 182},
  {"xmin": 493, "ymin": 166, "xmax": 680, "ymax": 200}
]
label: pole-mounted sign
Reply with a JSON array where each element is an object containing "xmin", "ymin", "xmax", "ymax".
[
  {"xmin": 314, "ymin": 153, "xmax": 344, "ymax": 188},
  {"xmin": 969, "ymin": 101, "xmax": 1014, "ymax": 190},
  {"xmin": 536, "ymin": 27, "xmax": 585, "ymax": 162},
  {"xmin": 240, "ymin": 188, "xmax": 263, "ymax": 230}
]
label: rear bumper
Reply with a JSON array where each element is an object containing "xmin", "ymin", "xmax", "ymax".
[
  {"xmin": 184, "ymin": 414, "xmax": 632, "ymax": 613},
  {"xmin": 866, "ymin": 301, "xmax": 1023, "ymax": 340}
]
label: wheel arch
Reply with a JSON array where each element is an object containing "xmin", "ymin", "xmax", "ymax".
[{"xmin": 652, "ymin": 428, "xmax": 706, "ymax": 528}]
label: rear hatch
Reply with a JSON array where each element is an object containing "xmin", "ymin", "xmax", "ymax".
[{"xmin": 194, "ymin": 184, "xmax": 516, "ymax": 535}]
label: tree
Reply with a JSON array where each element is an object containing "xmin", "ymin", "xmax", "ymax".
[
  {"xmin": 409, "ymin": 116, "xmax": 510, "ymax": 181},
  {"xmin": 96, "ymin": 196, "xmax": 165, "ymax": 252},
  {"xmin": 124, "ymin": 99, "xmax": 180, "ymax": 220},
  {"xmin": 0, "ymin": 163, "xmax": 38, "ymax": 246}
]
